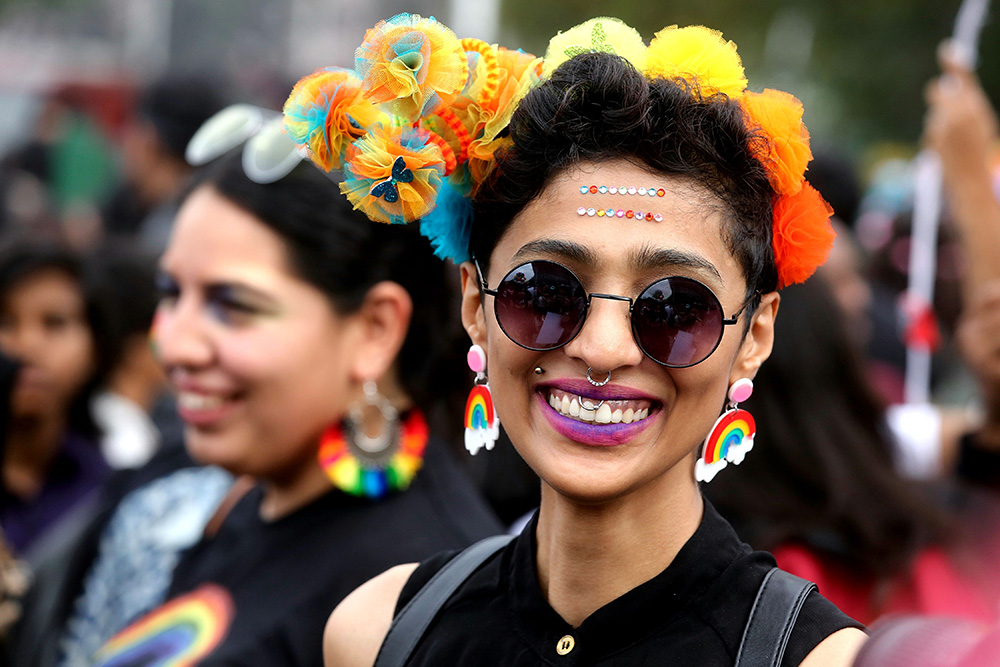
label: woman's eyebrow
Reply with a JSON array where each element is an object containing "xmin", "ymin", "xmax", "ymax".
[
  {"xmin": 629, "ymin": 246, "xmax": 723, "ymax": 283},
  {"xmin": 511, "ymin": 239, "xmax": 597, "ymax": 266}
]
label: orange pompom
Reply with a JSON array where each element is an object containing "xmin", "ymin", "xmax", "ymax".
[
  {"xmin": 741, "ymin": 89, "xmax": 811, "ymax": 196},
  {"xmin": 772, "ymin": 182, "xmax": 836, "ymax": 288}
]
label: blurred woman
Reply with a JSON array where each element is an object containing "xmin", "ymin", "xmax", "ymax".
[
  {"xmin": 0, "ymin": 243, "xmax": 114, "ymax": 559},
  {"xmin": 13, "ymin": 141, "xmax": 500, "ymax": 667}
]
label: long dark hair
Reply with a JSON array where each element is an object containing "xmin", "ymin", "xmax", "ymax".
[
  {"xmin": 706, "ymin": 278, "xmax": 951, "ymax": 578},
  {"xmin": 190, "ymin": 153, "xmax": 465, "ymax": 436},
  {"xmin": 471, "ymin": 52, "xmax": 777, "ymax": 304}
]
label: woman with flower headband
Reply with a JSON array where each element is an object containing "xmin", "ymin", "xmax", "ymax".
[
  {"xmin": 282, "ymin": 13, "xmax": 867, "ymax": 666},
  {"xmin": 10, "ymin": 118, "xmax": 501, "ymax": 667}
]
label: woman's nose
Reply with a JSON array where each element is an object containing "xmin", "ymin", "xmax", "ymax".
[
  {"xmin": 153, "ymin": 300, "xmax": 214, "ymax": 370},
  {"xmin": 562, "ymin": 296, "xmax": 644, "ymax": 372}
]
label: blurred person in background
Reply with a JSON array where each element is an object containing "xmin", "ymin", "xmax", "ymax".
[
  {"xmin": 706, "ymin": 277, "xmax": 1000, "ymax": 626},
  {"xmin": 0, "ymin": 243, "xmax": 116, "ymax": 561},
  {"xmin": 925, "ymin": 42, "xmax": 1000, "ymax": 499},
  {"xmin": 102, "ymin": 76, "xmax": 225, "ymax": 253},
  {"xmin": 88, "ymin": 242, "xmax": 179, "ymax": 469},
  {"xmin": 837, "ymin": 40, "xmax": 1000, "ymax": 667},
  {"xmin": 0, "ymin": 89, "xmax": 118, "ymax": 247},
  {"xmin": 807, "ymin": 150, "xmax": 872, "ymax": 346},
  {"xmin": 11, "ymin": 136, "xmax": 501, "ymax": 666}
]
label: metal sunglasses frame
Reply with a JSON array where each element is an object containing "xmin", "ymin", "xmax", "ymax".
[{"xmin": 474, "ymin": 258, "xmax": 756, "ymax": 368}]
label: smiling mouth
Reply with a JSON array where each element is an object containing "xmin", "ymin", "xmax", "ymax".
[
  {"xmin": 177, "ymin": 392, "xmax": 230, "ymax": 412},
  {"xmin": 544, "ymin": 388, "xmax": 652, "ymax": 425}
]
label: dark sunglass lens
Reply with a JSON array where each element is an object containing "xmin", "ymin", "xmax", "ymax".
[
  {"xmin": 495, "ymin": 261, "xmax": 588, "ymax": 349},
  {"xmin": 632, "ymin": 277, "xmax": 724, "ymax": 366}
]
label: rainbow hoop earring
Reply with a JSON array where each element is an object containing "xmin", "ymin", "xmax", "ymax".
[
  {"xmin": 464, "ymin": 344, "xmax": 500, "ymax": 455},
  {"xmin": 318, "ymin": 381, "xmax": 428, "ymax": 499},
  {"xmin": 696, "ymin": 378, "xmax": 756, "ymax": 483}
]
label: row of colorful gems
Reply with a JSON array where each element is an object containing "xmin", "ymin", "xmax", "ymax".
[
  {"xmin": 579, "ymin": 185, "xmax": 667, "ymax": 197},
  {"xmin": 576, "ymin": 207, "xmax": 664, "ymax": 222}
]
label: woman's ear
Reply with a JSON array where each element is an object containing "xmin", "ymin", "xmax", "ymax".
[
  {"xmin": 460, "ymin": 262, "xmax": 488, "ymax": 349},
  {"xmin": 346, "ymin": 281, "xmax": 413, "ymax": 383},
  {"xmin": 731, "ymin": 291, "xmax": 780, "ymax": 384}
]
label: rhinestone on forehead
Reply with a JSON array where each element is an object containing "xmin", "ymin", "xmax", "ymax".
[
  {"xmin": 574, "ymin": 207, "xmax": 665, "ymax": 221},
  {"xmin": 578, "ymin": 184, "xmax": 672, "ymax": 199}
]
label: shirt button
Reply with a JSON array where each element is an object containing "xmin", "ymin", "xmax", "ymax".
[{"xmin": 556, "ymin": 634, "xmax": 575, "ymax": 655}]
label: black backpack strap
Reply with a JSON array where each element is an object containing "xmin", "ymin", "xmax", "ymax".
[
  {"xmin": 374, "ymin": 534, "xmax": 514, "ymax": 667},
  {"xmin": 735, "ymin": 567, "xmax": 817, "ymax": 667}
]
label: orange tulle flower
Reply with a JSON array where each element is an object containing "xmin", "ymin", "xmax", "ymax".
[
  {"xmin": 463, "ymin": 46, "xmax": 543, "ymax": 185},
  {"xmin": 741, "ymin": 89, "xmax": 811, "ymax": 196},
  {"xmin": 772, "ymin": 182, "xmax": 836, "ymax": 288},
  {"xmin": 340, "ymin": 125, "xmax": 445, "ymax": 224},
  {"xmin": 283, "ymin": 67, "xmax": 386, "ymax": 171},
  {"xmin": 355, "ymin": 13, "xmax": 468, "ymax": 123}
]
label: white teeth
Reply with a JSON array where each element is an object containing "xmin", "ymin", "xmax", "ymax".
[
  {"xmin": 178, "ymin": 392, "xmax": 226, "ymax": 411},
  {"xmin": 546, "ymin": 390, "xmax": 651, "ymax": 425}
]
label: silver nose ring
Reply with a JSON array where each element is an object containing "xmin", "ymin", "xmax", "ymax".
[{"xmin": 587, "ymin": 367, "xmax": 611, "ymax": 387}]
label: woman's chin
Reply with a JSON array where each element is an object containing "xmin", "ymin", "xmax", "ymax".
[{"xmin": 183, "ymin": 428, "xmax": 252, "ymax": 474}]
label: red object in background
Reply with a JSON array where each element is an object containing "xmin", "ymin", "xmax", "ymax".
[
  {"xmin": 772, "ymin": 544, "xmax": 997, "ymax": 627},
  {"xmin": 900, "ymin": 292, "xmax": 942, "ymax": 352},
  {"xmin": 52, "ymin": 79, "xmax": 136, "ymax": 140},
  {"xmin": 853, "ymin": 616, "xmax": 1000, "ymax": 667}
]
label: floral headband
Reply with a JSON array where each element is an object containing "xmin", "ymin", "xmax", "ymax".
[{"xmin": 284, "ymin": 14, "xmax": 834, "ymax": 289}]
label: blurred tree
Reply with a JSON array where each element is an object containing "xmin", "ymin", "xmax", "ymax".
[{"xmin": 499, "ymin": 0, "xmax": 1000, "ymax": 154}]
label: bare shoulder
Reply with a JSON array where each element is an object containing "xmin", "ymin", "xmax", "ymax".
[
  {"xmin": 799, "ymin": 628, "xmax": 868, "ymax": 666},
  {"xmin": 323, "ymin": 563, "xmax": 419, "ymax": 667}
]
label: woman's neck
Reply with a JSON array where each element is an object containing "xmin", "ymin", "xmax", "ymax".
[
  {"xmin": 535, "ymin": 461, "xmax": 704, "ymax": 628},
  {"xmin": 257, "ymin": 455, "xmax": 333, "ymax": 521},
  {"xmin": 4, "ymin": 415, "xmax": 67, "ymax": 499}
]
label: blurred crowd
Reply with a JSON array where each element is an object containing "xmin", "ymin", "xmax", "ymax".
[{"xmin": 0, "ymin": 31, "xmax": 999, "ymax": 667}]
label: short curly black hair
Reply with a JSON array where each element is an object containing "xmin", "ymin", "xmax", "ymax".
[{"xmin": 470, "ymin": 52, "xmax": 778, "ymax": 301}]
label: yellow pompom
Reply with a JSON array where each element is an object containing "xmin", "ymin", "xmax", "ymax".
[
  {"xmin": 543, "ymin": 17, "xmax": 647, "ymax": 76},
  {"xmin": 646, "ymin": 25, "xmax": 746, "ymax": 97}
]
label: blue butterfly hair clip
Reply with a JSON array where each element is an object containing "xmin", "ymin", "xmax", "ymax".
[{"xmin": 369, "ymin": 156, "xmax": 415, "ymax": 203}]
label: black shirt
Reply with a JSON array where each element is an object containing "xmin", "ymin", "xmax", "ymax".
[
  {"xmin": 90, "ymin": 438, "xmax": 502, "ymax": 667},
  {"xmin": 395, "ymin": 500, "xmax": 862, "ymax": 666}
]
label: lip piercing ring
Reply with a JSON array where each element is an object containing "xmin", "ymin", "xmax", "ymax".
[{"xmin": 587, "ymin": 368, "xmax": 611, "ymax": 387}]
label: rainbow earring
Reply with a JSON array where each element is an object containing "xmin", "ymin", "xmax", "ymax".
[
  {"xmin": 464, "ymin": 344, "xmax": 500, "ymax": 455},
  {"xmin": 318, "ymin": 381, "xmax": 428, "ymax": 499},
  {"xmin": 695, "ymin": 378, "xmax": 756, "ymax": 483}
]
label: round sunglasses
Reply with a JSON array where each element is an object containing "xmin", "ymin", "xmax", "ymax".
[
  {"xmin": 476, "ymin": 259, "xmax": 755, "ymax": 368},
  {"xmin": 185, "ymin": 104, "xmax": 305, "ymax": 184}
]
